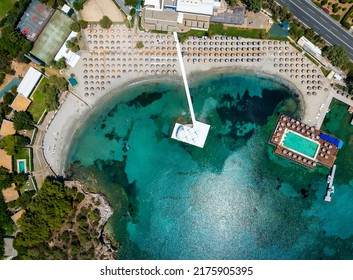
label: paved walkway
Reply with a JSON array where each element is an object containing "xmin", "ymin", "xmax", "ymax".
[
  {"xmin": 32, "ymin": 113, "xmax": 56, "ymax": 188},
  {"xmin": 173, "ymin": 32, "xmax": 196, "ymax": 124}
]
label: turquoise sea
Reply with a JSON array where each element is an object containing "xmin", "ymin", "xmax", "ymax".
[{"xmin": 66, "ymin": 72, "xmax": 353, "ymax": 260}]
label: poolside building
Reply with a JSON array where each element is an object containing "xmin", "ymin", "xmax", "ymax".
[
  {"xmin": 30, "ymin": 10, "xmax": 74, "ymax": 65},
  {"xmin": 17, "ymin": 67, "xmax": 43, "ymax": 98},
  {"xmin": 270, "ymin": 114, "xmax": 342, "ymax": 169},
  {"xmin": 142, "ymin": 0, "xmax": 222, "ymax": 32},
  {"xmin": 17, "ymin": 0, "xmax": 54, "ymax": 42},
  {"xmin": 0, "ymin": 149, "xmax": 13, "ymax": 172},
  {"xmin": 0, "ymin": 120, "xmax": 16, "ymax": 137},
  {"xmin": 54, "ymin": 31, "xmax": 81, "ymax": 68},
  {"xmin": 1, "ymin": 184, "xmax": 19, "ymax": 203},
  {"xmin": 11, "ymin": 94, "xmax": 32, "ymax": 112}
]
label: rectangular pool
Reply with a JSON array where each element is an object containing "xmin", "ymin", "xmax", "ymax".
[
  {"xmin": 282, "ymin": 130, "xmax": 319, "ymax": 159},
  {"xmin": 17, "ymin": 159, "xmax": 27, "ymax": 173}
]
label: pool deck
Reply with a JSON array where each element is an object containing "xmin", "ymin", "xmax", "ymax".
[{"xmin": 270, "ymin": 114, "xmax": 340, "ymax": 169}]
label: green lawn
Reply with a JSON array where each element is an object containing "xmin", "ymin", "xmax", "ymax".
[
  {"xmin": 13, "ymin": 148, "xmax": 30, "ymax": 173},
  {"xmin": 0, "ymin": 0, "xmax": 16, "ymax": 19},
  {"xmin": 321, "ymin": 67, "xmax": 330, "ymax": 77},
  {"xmin": 178, "ymin": 24, "xmax": 265, "ymax": 42},
  {"xmin": 289, "ymin": 41, "xmax": 303, "ymax": 53},
  {"xmin": 304, "ymin": 53, "xmax": 320, "ymax": 66},
  {"xmin": 208, "ymin": 24, "xmax": 265, "ymax": 39},
  {"xmin": 28, "ymin": 77, "xmax": 49, "ymax": 123}
]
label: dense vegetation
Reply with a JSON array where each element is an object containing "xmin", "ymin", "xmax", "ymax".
[
  {"xmin": 37, "ymin": 75, "xmax": 68, "ymax": 110},
  {"xmin": 0, "ymin": 134, "xmax": 29, "ymax": 156},
  {"xmin": 0, "ymin": 193, "xmax": 15, "ymax": 258},
  {"xmin": 0, "ymin": 167, "xmax": 28, "ymax": 191},
  {"xmin": 243, "ymin": 0, "xmax": 262, "ymax": 12},
  {"xmin": 12, "ymin": 110, "xmax": 34, "ymax": 130},
  {"xmin": 66, "ymin": 37, "xmax": 80, "ymax": 53},
  {"xmin": 15, "ymin": 179, "xmax": 77, "ymax": 249},
  {"xmin": 73, "ymin": 0, "xmax": 86, "ymax": 11},
  {"xmin": 13, "ymin": 178, "xmax": 109, "ymax": 259},
  {"xmin": 0, "ymin": 0, "xmax": 33, "ymax": 85},
  {"xmin": 323, "ymin": 45, "xmax": 351, "ymax": 69},
  {"xmin": 0, "ymin": 91, "xmax": 16, "ymax": 124},
  {"xmin": 37, "ymin": 0, "xmax": 66, "ymax": 6},
  {"xmin": 125, "ymin": 0, "xmax": 138, "ymax": 7}
]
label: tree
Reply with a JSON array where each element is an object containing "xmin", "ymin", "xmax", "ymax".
[
  {"xmin": 0, "ymin": 72, "xmax": 5, "ymax": 86},
  {"xmin": 38, "ymin": 76, "xmax": 67, "ymax": 111},
  {"xmin": 49, "ymin": 76, "xmax": 68, "ymax": 91},
  {"xmin": 66, "ymin": 40, "xmax": 80, "ymax": 53},
  {"xmin": 99, "ymin": 16, "xmax": 112, "ymax": 29},
  {"xmin": 70, "ymin": 22, "xmax": 81, "ymax": 32},
  {"xmin": 136, "ymin": 41, "xmax": 144, "ymax": 48},
  {"xmin": 124, "ymin": 0, "xmax": 138, "ymax": 6},
  {"xmin": 0, "ymin": 167, "xmax": 12, "ymax": 190},
  {"xmin": 73, "ymin": 0, "xmax": 86, "ymax": 11},
  {"xmin": 51, "ymin": 57, "xmax": 66, "ymax": 70},
  {"xmin": 78, "ymin": 20, "xmax": 88, "ymax": 29},
  {"xmin": 13, "ymin": 173, "xmax": 28, "ymax": 189},
  {"xmin": 0, "ymin": 135, "xmax": 29, "ymax": 156},
  {"xmin": 3, "ymin": 92, "xmax": 15, "ymax": 106},
  {"xmin": 66, "ymin": 36, "xmax": 80, "ymax": 52},
  {"xmin": 12, "ymin": 111, "xmax": 34, "ymax": 130},
  {"xmin": 323, "ymin": 45, "xmax": 350, "ymax": 69},
  {"xmin": 244, "ymin": 0, "xmax": 262, "ymax": 12},
  {"xmin": 15, "ymin": 178, "xmax": 77, "ymax": 247}
]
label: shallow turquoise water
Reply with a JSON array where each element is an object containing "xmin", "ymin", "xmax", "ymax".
[{"xmin": 66, "ymin": 73, "xmax": 353, "ymax": 260}]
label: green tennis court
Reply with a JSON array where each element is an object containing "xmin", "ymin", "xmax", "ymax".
[
  {"xmin": 282, "ymin": 130, "xmax": 319, "ymax": 158},
  {"xmin": 31, "ymin": 10, "xmax": 73, "ymax": 65}
]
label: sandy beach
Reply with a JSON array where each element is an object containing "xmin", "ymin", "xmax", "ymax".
[{"xmin": 42, "ymin": 23, "xmax": 336, "ymax": 175}]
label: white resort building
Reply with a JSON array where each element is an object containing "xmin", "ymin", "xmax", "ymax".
[{"xmin": 142, "ymin": 0, "xmax": 222, "ymax": 32}]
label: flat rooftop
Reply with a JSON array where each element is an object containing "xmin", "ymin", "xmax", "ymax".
[
  {"xmin": 211, "ymin": 6, "xmax": 245, "ymax": 25},
  {"xmin": 17, "ymin": 67, "xmax": 42, "ymax": 98},
  {"xmin": 31, "ymin": 10, "xmax": 74, "ymax": 65},
  {"xmin": 171, "ymin": 121, "xmax": 210, "ymax": 148}
]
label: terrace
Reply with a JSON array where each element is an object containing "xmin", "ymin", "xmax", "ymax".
[{"xmin": 270, "ymin": 114, "xmax": 341, "ymax": 169}]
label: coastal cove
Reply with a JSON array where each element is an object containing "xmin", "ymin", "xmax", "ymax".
[{"xmin": 64, "ymin": 72, "xmax": 353, "ymax": 260}]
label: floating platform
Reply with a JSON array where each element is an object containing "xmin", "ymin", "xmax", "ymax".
[
  {"xmin": 270, "ymin": 114, "xmax": 342, "ymax": 169},
  {"xmin": 171, "ymin": 121, "xmax": 210, "ymax": 148}
]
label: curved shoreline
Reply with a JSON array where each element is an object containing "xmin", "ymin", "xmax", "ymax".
[{"xmin": 58, "ymin": 67, "xmax": 305, "ymax": 176}]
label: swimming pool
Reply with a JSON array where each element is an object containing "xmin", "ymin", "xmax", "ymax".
[
  {"xmin": 68, "ymin": 77, "xmax": 78, "ymax": 87},
  {"xmin": 0, "ymin": 77, "xmax": 20, "ymax": 99},
  {"xmin": 17, "ymin": 159, "xmax": 27, "ymax": 173},
  {"xmin": 282, "ymin": 130, "xmax": 319, "ymax": 159}
]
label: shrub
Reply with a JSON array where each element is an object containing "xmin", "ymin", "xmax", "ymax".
[
  {"xmin": 342, "ymin": 21, "xmax": 351, "ymax": 30},
  {"xmin": 331, "ymin": 14, "xmax": 340, "ymax": 21},
  {"xmin": 70, "ymin": 22, "xmax": 81, "ymax": 32},
  {"xmin": 78, "ymin": 20, "xmax": 88, "ymax": 29},
  {"xmin": 136, "ymin": 41, "xmax": 144, "ymax": 48},
  {"xmin": 99, "ymin": 16, "xmax": 112, "ymax": 29}
]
